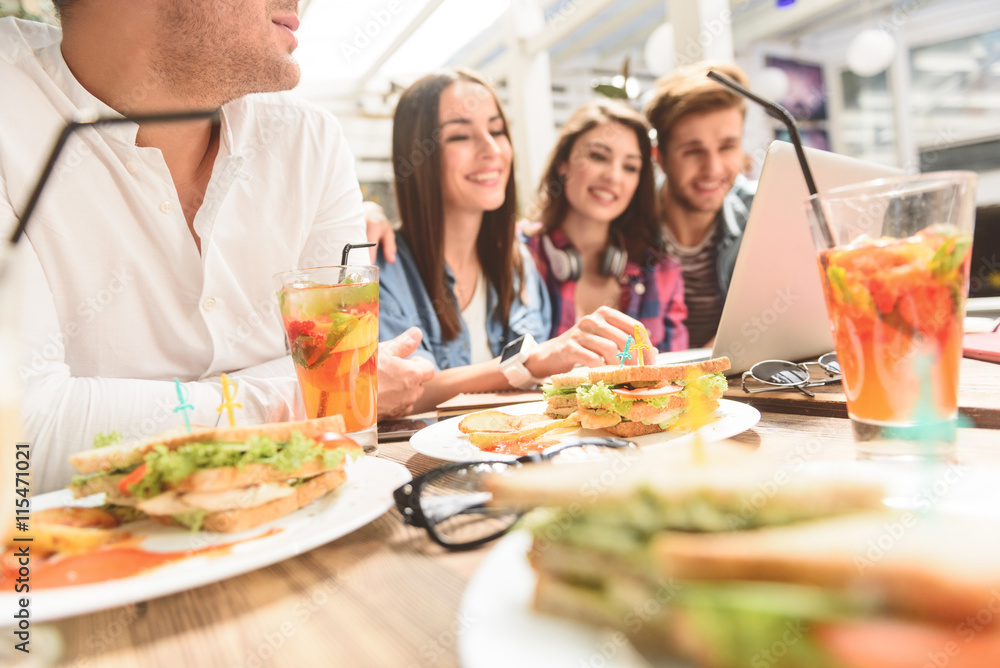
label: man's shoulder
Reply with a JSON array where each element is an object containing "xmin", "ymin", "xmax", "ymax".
[
  {"xmin": 0, "ymin": 17, "xmax": 60, "ymax": 65},
  {"xmin": 225, "ymin": 91, "xmax": 346, "ymax": 137},
  {"xmin": 729, "ymin": 173, "xmax": 757, "ymax": 204}
]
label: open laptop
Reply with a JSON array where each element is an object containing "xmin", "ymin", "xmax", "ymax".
[{"xmin": 712, "ymin": 141, "xmax": 901, "ymax": 374}]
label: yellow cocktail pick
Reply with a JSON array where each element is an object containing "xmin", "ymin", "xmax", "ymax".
[
  {"xmin": 631, "ymin": 324, "xmax": 652, "ymax": 367},
  {"xmin": 676, "ymin": 366, "xmax": 710, "ymax": 465},
  {"xmin": 217, "ymin": 373, "xmax": 243, "ymax": 428}
]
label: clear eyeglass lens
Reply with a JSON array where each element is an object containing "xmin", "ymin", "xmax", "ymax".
[
  {"xmin": 549, "ymin": 442, "xmax": 638, "ymax": 462},
  {"xmin": 818, "ymin": 352, "xmax": 841, "ymax": 376},
  {"xmin": 751, "ymin": 361, "xmax": 809, "ymax": 385},
  {"xmin": 421, "ymin": 461, "xmax": 520, "ymax": 546}
]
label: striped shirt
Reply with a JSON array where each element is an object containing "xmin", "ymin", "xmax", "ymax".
[{"xmin": 662, "ymin": 222, "xmax": 723, "ymax": 348}]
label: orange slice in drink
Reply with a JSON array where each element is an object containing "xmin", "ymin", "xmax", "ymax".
[
  {"xmin": 329, "ymin": 313, "xmax": 378, "ymax": 376},
  {"xmin": 332, "ymin": 313, "xmax": 377, "ymax": 353}
]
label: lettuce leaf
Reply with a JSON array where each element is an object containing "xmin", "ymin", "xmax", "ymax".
[
  {"xmin": 542, "ymin": 384, "xmax": 587, "ymax": 399},
  {"xmin": 127, "ymin": 431, "xmax": 352, "ymax": 499},
  {"xmin": 92, "ymin": 431, "xmax": 124, "ymax": 448}
]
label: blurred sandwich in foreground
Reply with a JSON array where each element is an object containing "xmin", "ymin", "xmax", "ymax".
[{"xmin": 486, "ymin": 449, "xmax": 1000, "ymax": 667}]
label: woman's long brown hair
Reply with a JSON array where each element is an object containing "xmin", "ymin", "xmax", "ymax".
[
  {"xmin": 531, "ymin": 100, "xmax": 661, "ymax": 264},
  {"xmin": 392, "ymin": 69, "xmax": 522, "ymax": 342}
]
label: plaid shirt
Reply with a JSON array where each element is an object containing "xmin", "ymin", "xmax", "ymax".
[{"xmin": 525, "ymin": 229, "xmax": 689, "ymax": 352}]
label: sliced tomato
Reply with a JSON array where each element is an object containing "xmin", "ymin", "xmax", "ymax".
[
  {"xmin": 612, "ymin": 383, "xmax": 684, "ymax": 399},
  {"xmin": 117, "ymin": 463, "xmax": 147, "ymax": 496},
  {"xmin": 314, "ymin": 432, "xmax": 356, "ymax": 450},
  {"xmin": 817, "ymin": 618, "xmax": 1000, "ymax": 668}
]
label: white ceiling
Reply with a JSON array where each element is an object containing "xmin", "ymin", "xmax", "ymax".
[
  {"xmin": 293, "ymin": 0, "xmax": 951, "ymax": 102},
  {"xmin": 296, "ymin": 0, "xmax": 511, "ymax": 99}
]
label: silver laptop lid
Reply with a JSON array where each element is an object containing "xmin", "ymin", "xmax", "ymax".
[{"xmin": 713, "ymin": 141, "xmax": 901, "ymax": 374}]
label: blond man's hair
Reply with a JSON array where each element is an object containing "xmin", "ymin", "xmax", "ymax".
[{"xmin": 644, "ymin": 61, "xmax": 750, "ymax": 147}]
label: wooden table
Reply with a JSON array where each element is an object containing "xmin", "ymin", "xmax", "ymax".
[{"xmin": 47, "ymin": 360, "xmax": 1000, "ymax": 668}]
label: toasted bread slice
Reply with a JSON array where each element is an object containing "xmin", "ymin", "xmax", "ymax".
[
  {"xmin": 600, "ymin": 420, "xmax": 665, "ymax": 438},
  {"xmin": 71, "ymin": 415, "xmax": 348, "ymax": 474},
  {"xmin": 544, "ymin": 395, "xmax": 579, "ymax": 418},
  {"xmin": 547, "ymin": 369, "xmax": 591, "ymax": 388},
  {"xmin": 586, "ymin": 357, "xmax": 731, "ymax": 386},
  {"xmin": 655, "ymin": 511, "xmax": 1000, "ymax": 628},
  {"xmin": 487, "ymin": 451, "xmax": 885, "ymax": 529},
  {"xmin": 150, "ymin": 468, "xmax": 348, "ymax": 533}
]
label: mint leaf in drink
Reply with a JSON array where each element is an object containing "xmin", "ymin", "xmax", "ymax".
[
  {"xmin": 323, "ymin": 312, "xmax": 359, "ymax": 350},
  {"xmin": 929, "ymin": 235, "xmax": 973, "ymax": 279},
  {"xmin": 826, "ymin": 266, "xmax": 850, "ymax": 305},
  {"xmin": 291, "ymin": 336, "xmax": 317, "ymax": 368}
]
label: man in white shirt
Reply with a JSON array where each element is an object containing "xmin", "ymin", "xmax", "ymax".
[{"xmin": 0, "ymin": 1, "xmax": 434, "ymax": 491}]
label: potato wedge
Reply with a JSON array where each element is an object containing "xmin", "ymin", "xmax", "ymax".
[
  {"xmin": 458, "ymin": 411, "xmax": 550, "ymax": 434},
  {"xmin": 467, "ymin": 418, "xmax": 579, "ymax": 452},
  {"xmin": 13, "ymin": 507, "xmax": 127, "ymax": 554}
]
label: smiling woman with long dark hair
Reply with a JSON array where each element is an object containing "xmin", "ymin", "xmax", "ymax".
[
  {"xmin": 378, "ymin": 69, "xmax": 646, "ymax": 412},
  {"xmin": 525, "ymin": 100, "xmax": 688, "ymax": 352}
]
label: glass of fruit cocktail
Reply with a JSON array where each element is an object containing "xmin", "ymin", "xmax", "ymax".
[
  {"xmin": 806, "ymin": 172, "xmax": 977, "ymax": 459},
  {"xmin": 274, "ymin": 266, "xmax": 379, "ymax": 452}
]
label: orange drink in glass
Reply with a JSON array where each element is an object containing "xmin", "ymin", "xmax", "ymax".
[
  {"xmin": 274, "ymin": 266, "xmax": 379, "ymax": 452},
  {"xmin": 807, "ymin": 172, "xmax": 976, "ymax": 458}
]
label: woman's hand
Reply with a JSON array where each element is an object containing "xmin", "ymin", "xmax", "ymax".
[{"xmin": 525, "ymin": 306, "xmax": 643, "ymax": 378}]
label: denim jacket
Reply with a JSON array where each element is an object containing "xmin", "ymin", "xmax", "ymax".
[
  {"xmin": 377, "ymin": 237, "xmax": 552, "ymax": 371},
  {"xmin": 715, "ymin": 174, "xmax": 757, "ymax": 299}
]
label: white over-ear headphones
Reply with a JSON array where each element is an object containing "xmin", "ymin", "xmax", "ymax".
[{"xmin": 541, "ymin": 231, "xmax": 628, "ymax": 282}]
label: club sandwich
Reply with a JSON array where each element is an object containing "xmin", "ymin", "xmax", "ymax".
[
  {"xmin": 68, "ymin": 415, "xmax": 361, "ymax": 533},
  {"xmin": 542, "ymin": 357, "xmax": 731, "ymax": 437}
]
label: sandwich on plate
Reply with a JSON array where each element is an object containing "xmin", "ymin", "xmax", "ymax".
[
  {"xmin": 69, "ymin": 415, "xmax": 361, "ymax": 533},
  {"xmin": 542, "ymin": 357, "xmax": 731, "ymax": 437},
  {"xmin": 486, "ymin": 449, "xmax": 1000, "ymax": 666}
]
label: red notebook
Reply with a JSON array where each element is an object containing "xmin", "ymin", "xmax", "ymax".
[{"xmin": 963, "ymin": 332, "xmax": 1000, "ymax": 363}]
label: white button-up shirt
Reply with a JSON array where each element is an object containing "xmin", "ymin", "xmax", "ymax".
[{"xmin": 0, "ymin": 19, "xmax": 368, "ymax": 491}]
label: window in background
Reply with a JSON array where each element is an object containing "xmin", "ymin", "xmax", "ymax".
[
  {"xmin": 910, "ymin": 28, "xmax": 1000, "ymax": 169},
  {"xmin": 838, "ymin": 69, "xmax": 895, "ymax": 167}
]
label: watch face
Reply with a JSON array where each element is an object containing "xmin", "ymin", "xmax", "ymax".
[{"xmin": 501, "ymin": 335, "xmax": 526, "ymax": 363}]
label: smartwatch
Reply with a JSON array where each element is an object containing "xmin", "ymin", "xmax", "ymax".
[{"xmin": 498, "ymin": 333, "xmax": 545, "ymax": 389}]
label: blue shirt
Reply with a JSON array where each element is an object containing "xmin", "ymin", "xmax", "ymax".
[{"xmin": 377, "ymin": 237, "xmax": 552, "ymax": 371}]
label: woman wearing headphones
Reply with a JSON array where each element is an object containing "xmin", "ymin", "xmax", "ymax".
[
  {"xmin": 378, "ymin": 70, "xmax": 645, "ymax": 412},
  {"xmin": 525, "ymin": 100, "xmax": 689, "ymax": 351}
]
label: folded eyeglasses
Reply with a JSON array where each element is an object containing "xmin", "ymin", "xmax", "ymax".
[
  {"xmin": 393, "ymin": 437, "xmax": 637, "ymax": 550},
  {"xmin": 741, "ymin": 353, "xmax": 841, "ymax": 398}
]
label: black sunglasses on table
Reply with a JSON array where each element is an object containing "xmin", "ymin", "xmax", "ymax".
[
  {"xmin": 741, "ymin": 352, "xmax": 841, "ymax": 398},
  {"xmin": 393, "ymin": 437, "xmax": 637, "ymax": 551}
]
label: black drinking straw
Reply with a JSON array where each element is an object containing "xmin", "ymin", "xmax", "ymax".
[
  {"xmin": 340, "ymin": 242, "xmax": 376, "ymax": 266},
  {"xmin": 706, "ymin": 70, "xmax": 835, "ymax": 249},
  {"xmin": 1, "ymin": 108, "xmax": 221, "ymax": 279}
]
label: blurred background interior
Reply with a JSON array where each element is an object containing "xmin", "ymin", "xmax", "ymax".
[{"xmin": 5, "ymin": 0, "xmax": 999, "ymax": 304}]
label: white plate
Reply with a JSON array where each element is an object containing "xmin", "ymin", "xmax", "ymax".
[
  {"xmin": 459, "ymin": 531, "xmax": 677, "ymax": 668},
  {"xmin": 1, "ymin": 457, "xmax": 410, "ymax": 625},
  {"xmin": 458, "ymin": 461, "xmax": 1000, "ymax": 668},
  {"xmin": 410, "ymin": 399, "xmax": 761, "ymax": 462}
]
